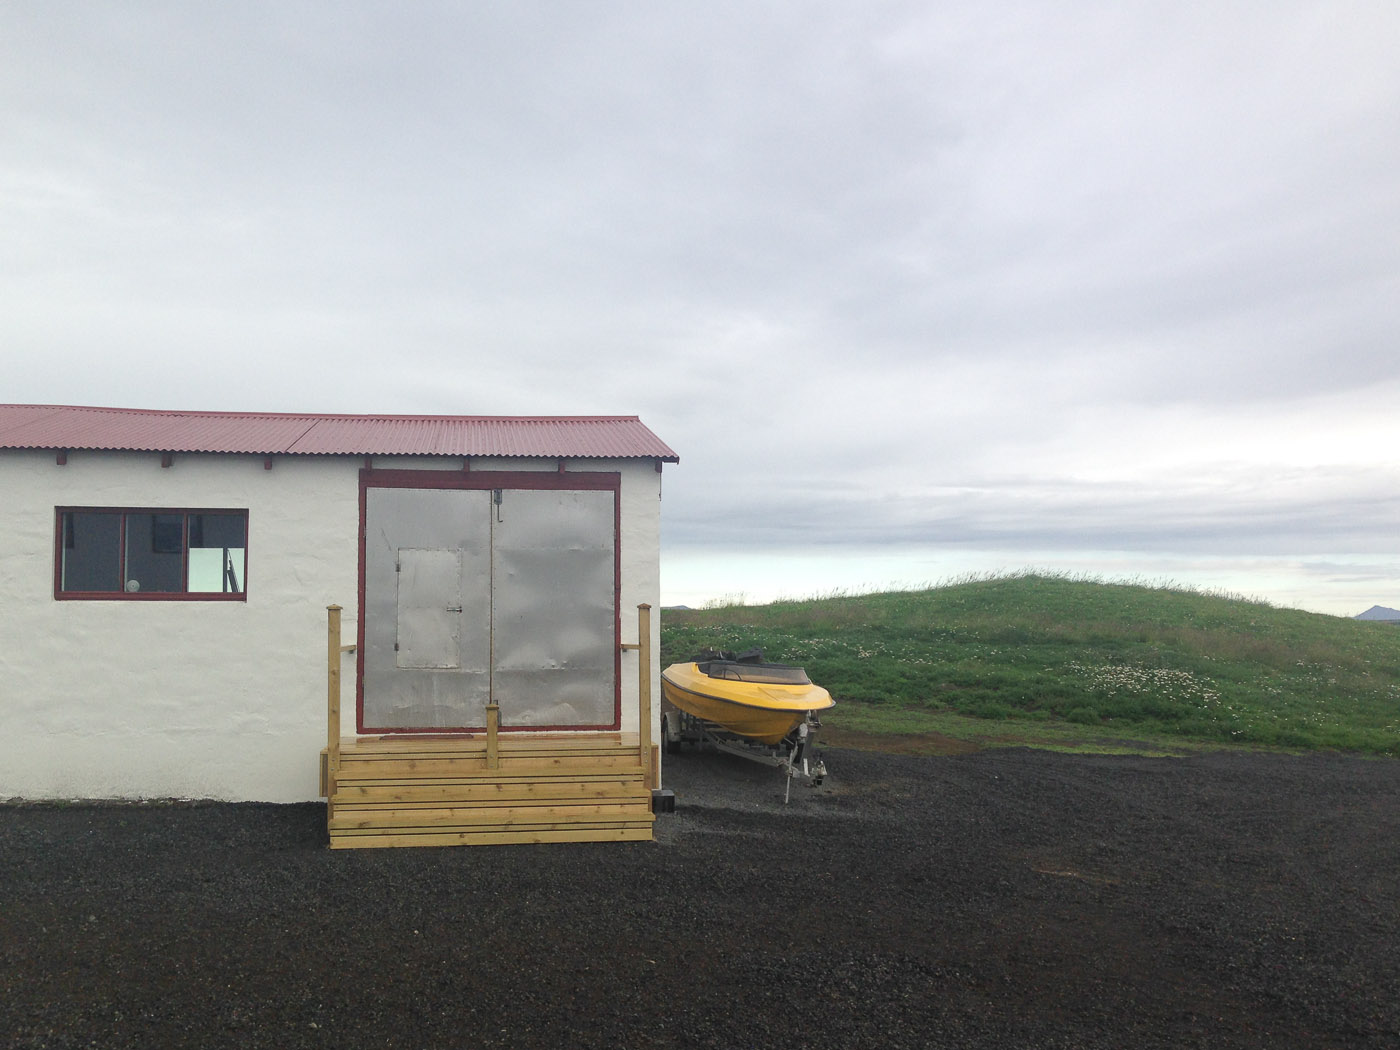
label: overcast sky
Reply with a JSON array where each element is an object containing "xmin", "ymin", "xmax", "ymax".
[{"xmin": 5, "ymin": 2, "xmax": 1398, "ymax": 614}]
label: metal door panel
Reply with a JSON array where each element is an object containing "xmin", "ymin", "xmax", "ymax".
[
  {"xmin": 363, "ymin": 488, "xmax": 491, "ymax": 728},
  {"xmin": 491, "ymin": 489, "xmax": 615, "ymax": 726}
]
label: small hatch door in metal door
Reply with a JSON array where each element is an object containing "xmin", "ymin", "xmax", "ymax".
[{"xmin": 395, "ymin": 548, "xmax": 462, "ymax": 669}]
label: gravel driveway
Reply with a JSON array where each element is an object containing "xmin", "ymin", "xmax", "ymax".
[{"xmin": 3, "ymin": 746, "xmax": 1397, "ymax": 1049}]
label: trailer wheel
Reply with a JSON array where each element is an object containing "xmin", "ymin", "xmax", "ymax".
[{"xmin": 661, "ymin": 713, "xmax": 681, "ymax": 754}]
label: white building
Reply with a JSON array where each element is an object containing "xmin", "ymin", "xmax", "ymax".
[{"xmin": 0, "ymin": 404, "xmax": 677, "ymax": 808}]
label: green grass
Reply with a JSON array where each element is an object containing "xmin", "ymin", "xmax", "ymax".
[{"xmin": 661, "ymin": 572, "xmax": 1400, "ymax": 756}]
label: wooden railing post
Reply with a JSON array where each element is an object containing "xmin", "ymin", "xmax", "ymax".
[
  {"xmin": 637, "ymin": 603, "xmax": 653, "ymax": 786},
  {"xmin": 326, "ymin": 605, "xmax": 342, "ymax": 805},
  {"xmin": 486, "ymin": 703, "xmax": 500, "ymax": 769}
]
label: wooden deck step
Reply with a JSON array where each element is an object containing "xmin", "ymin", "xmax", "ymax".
[
  {"xmin": 325, "ymin": 734, "xmax": 654, "ymax": 849},
  {"xmin": 337, "ymin": 778, "xmax": 641, "ymax": 807},
  {"xmin": 331, "ymin": 801, "xmax": 653, "ymax": 830},
  {"xmin": 330, "ymin": 826, "xmax": 655, "ymax": 849},
  {"xmin": 338, "ymin": 733, "xmax": 634, "ymax": 754},
  {"xmin": 338, "ymin": 767, "xmax": 644, "ymax": 789}
]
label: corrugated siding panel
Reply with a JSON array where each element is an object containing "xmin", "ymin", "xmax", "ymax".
[{"xmin": 0, "ymin": 405, "xmax": 678, "ymax": 461}]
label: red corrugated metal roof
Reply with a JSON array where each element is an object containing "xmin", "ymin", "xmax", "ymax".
[{"xmin": 0, "ymin": 405, "xmax": 679, "ymax": 461}]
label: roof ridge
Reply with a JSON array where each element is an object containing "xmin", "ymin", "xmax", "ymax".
[{"xmin": 0, "ymin": 404, "xmax": 643, "ymax": 424}]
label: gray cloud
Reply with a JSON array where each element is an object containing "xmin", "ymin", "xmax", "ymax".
[{"xmin": 4, "ymin": 1, "xmax": 1398, "ymax": 610}]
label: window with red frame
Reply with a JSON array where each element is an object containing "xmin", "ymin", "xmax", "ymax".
[{"xmin": 57, "ymin": 509, "xmax": 247, "ymax": 598}]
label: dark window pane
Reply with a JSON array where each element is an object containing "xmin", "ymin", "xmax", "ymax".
[
  {"xmin": 60, "ymin": 512, "xmax": 122, "ymax": 592},
  {"xmin": 188, "ymin": 513, "xmax": 246, "ymax": 593},
  {"xmin": 189, "ymin": 513, "xmax": 245, "ymax": 549},
  {"xmin": 124, "ymin": 513, "xmax": 184, "ymax": 593}
]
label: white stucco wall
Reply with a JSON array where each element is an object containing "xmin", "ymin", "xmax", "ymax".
[
  {"xmin": 0, "ymin": 450, "xmax": 664, "ymax": 802},
  {"xmin": 612, "ymin": 459, "xmax": 664, "ymax": 739}
]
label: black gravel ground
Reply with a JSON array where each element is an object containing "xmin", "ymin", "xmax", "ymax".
[{"xmin": 3, "ymin": 746, "xmax": 1398, "ymax": 1050}]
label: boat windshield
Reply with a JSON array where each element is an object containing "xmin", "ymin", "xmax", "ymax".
[{"xmin": 697, "ymin": 661, "xmax": 811, "ymax": 685}]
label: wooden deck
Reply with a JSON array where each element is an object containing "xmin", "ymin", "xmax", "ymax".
[{"xmin": 321, "ymin": 733, "xmax": 656, "ymax": 849}]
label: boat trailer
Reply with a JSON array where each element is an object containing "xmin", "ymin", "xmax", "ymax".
[{"xmin": 661, "ymin": 705, "xmax": 829, "ymax": 803}]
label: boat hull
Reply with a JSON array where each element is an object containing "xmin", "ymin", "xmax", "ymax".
[{"xmin": 660, "ymin": 662, "xmax": 835, "ymax": 745}]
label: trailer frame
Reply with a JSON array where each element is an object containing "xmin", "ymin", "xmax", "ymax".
[{"xmin": 661, "ymin": 701, "xmax": 829, "ymax": 803}]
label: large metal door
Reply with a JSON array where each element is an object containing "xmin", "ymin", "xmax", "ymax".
[{"xmin": 361, "ymin": 484, "xmax": 616, "ymax": 730}]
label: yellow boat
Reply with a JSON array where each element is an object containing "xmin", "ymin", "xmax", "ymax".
[{"xmin": 660, "ymin": 653, "xmax": 835, "ymax": 746}]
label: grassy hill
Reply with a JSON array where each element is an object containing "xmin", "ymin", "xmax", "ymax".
[{"xmin": 660, "ymin": 574, "xmax": 1400, "ymax": 756}]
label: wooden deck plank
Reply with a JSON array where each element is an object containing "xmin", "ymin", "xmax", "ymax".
[
  {"xmin": 338, "ymin": 784, "xmax": 641, "ymax": 806},
  {"xmin": 336, "ymin": 751, "xmax": 642, "ymax": 765},
  {"xmin": 336, "ymin": 780, "xmax": 642, "ymax": 805},
  {"xmin": 341, "ymin": 796, "xmax": 650, "ymax": 812},
  {"xmin": 337, "ymin": 752, "xmax": 640, "ymax": 767},
  {"xmin": 338, "ymin": 733, "xmax": 635, "ymax": 754},
  {"xmin": 329, "ymin": 826, "xmax": 654, "ymax": 849},
  {"xmin": 335, "ymin": 758, "xmax": 645, "ymax": 782},
  {"xmin": 331, "ymin": 818, "xmax": 651, "ymax": 836},
  {"xmin": 337, "ymin": 772, "xmax": 643, "ymax": 788},
  {"xmin": 350, "ymin": 731, "xmax": 631, "ymax": 744},
  {"xmin": 331, "ymin": 803, "xmax": 654, "ymax": 830},
  {"xmin": 337, "ymin": 756, "xmax": 641, "ymax": 772}
]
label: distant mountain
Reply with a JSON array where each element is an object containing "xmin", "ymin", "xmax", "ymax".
[{"xmin": 1355, "ymin": 605, "xmax": 1400, "ymax": 621}]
